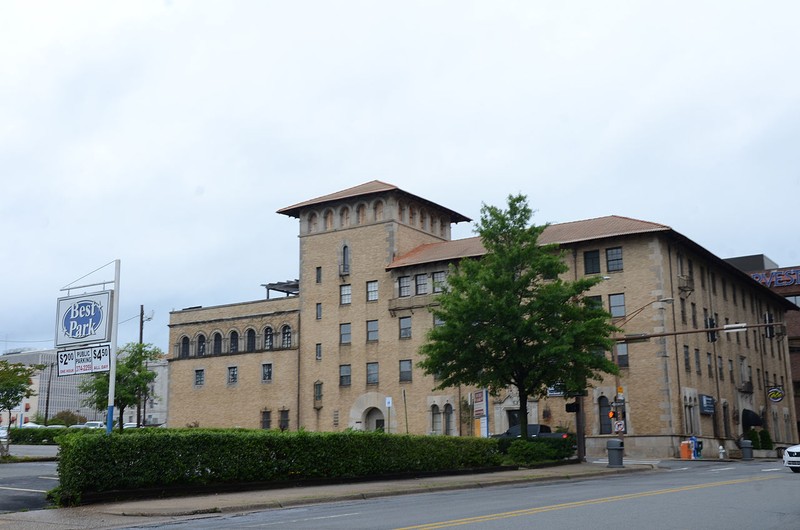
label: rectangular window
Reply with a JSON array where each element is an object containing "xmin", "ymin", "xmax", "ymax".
[
  {"xmin": 415, "ymin": 274, "xmax": 428, "ymax": 295},
  {"xmin": 367, "ymin": 362, "xmax": 379, "ymax": 385},
  {"xmin": 366, "ymin": 280, "xmax": 379, "ymax": 301},
  {"xmin": 609, "ymin": 293, "xmax": 626, "ymax": 318},
  {"xmin": 722, "ymin": 278, "xmax": 728, "ymax": 300},
  {"xmin": 616, "ymin": 343, "xmax": 629, "ymax": 368},
  {"xmin": 694, "ymin": 349, "xmax": 701, "ymax": 375},
  {"xmin": 399, "ymin": 316, "xmax": 412, "ymax": 338},
  {"xmin": 315, "ymin": 343, "xmax": 322, "ymax": 361},
  {"xmin": 399, "ymin": 359, "xmax": 413, "ymax": 382},
  {"xmin": 680, "ymin": 298, "xmax": 687, "ymax": 325},
  {"xmin": 261, "ymin": 410, "xmax": 271, "ymax": 429},
  {"xmin": 700, "ymin": 266, "xmax": 706, "ymax": 289},
  {"xmin": 316, "ymin": 303, "xmax": 322, "ymax": 320},
  {"xmin": 399, "ymin": 276, "xmax": 411, "ymax": 297},
  {"xmin": 227, "ymin": 366, "xmax": 238, "ymax": 385},
  {"xmin": 340, "ymin": 323, "xmax": 351, "ymax": 344},
  {"xmin": 684, "ymin": 346, "xmax": 691, "ymax": 373},
  {"xmin": 586, "ymin": 295, "xmax": 602, "ymax": 309},
  {"xmin": 366, "ymin": 320, "xmax": 379, "ymax": 341},
  {"xmin": 315, "ymin": 267, "xmax": 322, "ymax": 284},
  {"xmin": 194, "ymin": 369, "xmax": 205, "ymax": 386},
  {"xmin": 340, "ymin": 284, "xmax": 352, "ymax": 305},
  {"xmin": 707, "ymin": 352, "xmax": 712, "ymax": 378},
  {"xmin": 433, "ymin": 314, "xmax": 444, "ymax": 327},
  {"xmin": 606, "ymin": 247, "xmax": 623, "ymax": 272},
  {"xmin": 718, "ymin": 356, "xmax": 724, "ymax": 380},
  {"xmin": 584, "ymin": 250, "xmax": 601, "ymax": 274},
  {"xmin": 432, "ymin": 271, "xmax": 447, "ymax": 293},
  {"xmin": 729, "ymin": 359, "xmax": 735, "ymax": 384},
  {"xmin": 757, "ymin": 368, "xmax": 762, "ymax": 389},
  {"xmin": 262, "ymin": 363, "xmax": 273, "ymax": 383},
  {"xmin": 691, "ymin": 303, "xmax": 697, "ymax": 329},
  {"xmin": 314, "ymin": 381, "xmax": 323, "ymax": 401},
  {"xmin": 279, "ymin": 410, "xmax": 289, "ymax": 431},
  {"xmin": 339, "ymin": 364, "xmax": 351, "ymax": 386}
]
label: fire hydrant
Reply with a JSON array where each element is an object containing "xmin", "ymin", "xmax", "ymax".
[{"xmin": 718, "ymin": 445, "xmax": 726, "ymax": 460}]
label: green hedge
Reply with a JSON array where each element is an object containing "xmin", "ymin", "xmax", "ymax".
[
  {"xmin": 506, "ymin": 436, "xmax": 576, "ymax": 466},
  {"xmin": 54, "ymin": 429, "xmax": 503, "ymax": 505},
  {"xmin": 8, "ymin": 427, "xmax": 92, "ymax": 445}
]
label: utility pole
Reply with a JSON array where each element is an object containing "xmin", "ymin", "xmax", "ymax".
[
  {"xmin": 44, "ymin": 362, "xmax": 55, "ymax": 426},
  {"xmin": 137, "ymin": 305, "xmax": 144, "ymax": 427}
]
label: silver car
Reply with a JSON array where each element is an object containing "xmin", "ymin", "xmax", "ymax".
[{"xmin": 783, "ymin": 444, "xmax": 800, "ymax": 473}]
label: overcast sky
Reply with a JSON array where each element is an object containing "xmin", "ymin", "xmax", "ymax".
[{"xmin": 2, "ymin": 1, "xmax": 798, "ymax": 355}]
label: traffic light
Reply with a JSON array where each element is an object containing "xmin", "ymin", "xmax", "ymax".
[
  {"xmin": 608, "ymin": 410, "xmax": 616, "ymax": 419},
  {"xmin": 706, "ymin": 317, "xmax": 717, "ymax": 343},
  {"xmin": 764, "ymin": 313, "xmax": 775, "ymax": 339}
]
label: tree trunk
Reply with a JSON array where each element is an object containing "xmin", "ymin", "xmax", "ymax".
[{"xmin": 518, "ymin": 387, "xmax": 529, "ymax": 438}]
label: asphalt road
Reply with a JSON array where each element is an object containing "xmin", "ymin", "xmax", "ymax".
[
  {"xmin": 121, "ymin": 460, "xmax": 798, "ymax": 529},
  {"xmin": 0, "ymin": 461, "xmax": 59, "ymax": 513}
]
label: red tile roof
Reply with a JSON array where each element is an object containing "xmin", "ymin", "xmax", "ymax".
[{"xmin": 388, "ymin": 215, "xmax": 671, "ymax": 269}]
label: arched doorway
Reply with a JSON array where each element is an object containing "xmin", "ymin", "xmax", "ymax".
[{"xmin": 364, "ymin": 407, "xmax": 385, "ymax": 432}]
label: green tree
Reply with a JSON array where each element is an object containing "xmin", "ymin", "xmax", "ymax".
[
  {"xmin": 418, "ymin": 195, "xmax": 620, "ymax": 439},
  {"xmin": 0, "ymin": 360, "xmax": 43, "ymax": 455},
  {"xmin": 78, "ymin": 343, "xmax": 163, "ymax": 431}
]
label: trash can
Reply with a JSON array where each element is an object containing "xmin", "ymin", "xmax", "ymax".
[
  {"xmin": 607, "ymin": 439, "xmax": 624, "ymax": 468},
  {"xmin": 741, "ymin": 439, "xmax": 753, "ymax": 461}
]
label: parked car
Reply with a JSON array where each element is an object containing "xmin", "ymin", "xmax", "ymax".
[
  {"xmin": 83, "ymin": 421, "xmax": 105, "ymax": 429},
  {"xmin": 123, "ymin": 423, "xmax": 139, "ymax": 429},
  {"xmin": 491, "ymin": 424, "xmax": 571, "ymax": 439},
  {"xmin": 21, "ymin": 422, "xmax": 43, "ymax": 428},
  {"xmin": 783, "ymin": 444, "xmax": 800, "ymax": 473}
]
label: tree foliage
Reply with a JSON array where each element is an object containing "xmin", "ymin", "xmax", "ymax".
[
  {"xmin": 0, "ymin": 360, "xmax": 43, "ymax": 455},
  {"xmin": 78, "ymin": 342, "xmax": 163, "ymax": 431},
  {"xmin": 418, "ymin": 195, "xmax": 619, "ymax": 438}
]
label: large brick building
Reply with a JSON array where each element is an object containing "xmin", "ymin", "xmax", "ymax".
[{"xmin": 166, "ymin": 181, "xmax": 798, "ymax": 457}]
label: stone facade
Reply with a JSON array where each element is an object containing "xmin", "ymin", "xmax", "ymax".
[{"xmin": 166, "ymin": 181, "xmax": 798, "ymax": 458}]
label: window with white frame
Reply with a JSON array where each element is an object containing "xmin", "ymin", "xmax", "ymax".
[
  {"xmin": 339, "ymin": 364, "xmax": 351, "ymax": 386},
  {"xmin": 367, "ymin": 362, "xmax": 379, "ymax": 385},
  {"xmin": 432, "ymin": 271, "xmax": 446, "ymax": 293},
  {"xmin": 340, "ymin": 323, "xmax": 351, "ymax": 344},
  {"xmin": 609, "ymin": 293, "xmax": 626, "ymax": 318},
  {"xmin": 366, "ymin": 320, "xmax": 379, "ymax": 341},
  {"xmin": 415, "ymin": 274, "xmax": 428, "ymax": 295},
  {"xmin": 281, "ymin": 325, "xmax": 292, "ymax": 348},
  {"xmin": 606, "ymin": 247, "xmax": 623, "ymax": 272}
]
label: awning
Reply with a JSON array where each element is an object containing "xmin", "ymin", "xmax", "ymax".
[{"xmin": 742, "ymin": 409, "xmax": 763, "ymax": 429}]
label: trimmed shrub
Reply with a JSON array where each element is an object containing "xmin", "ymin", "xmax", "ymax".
[
  {"xmin": 745, "ymin": 428, "xmax": 761, "ymax": 450},
  {"xmin": 506, "ymin": 436, "xmax": 576, "ymax": 466},
  {"xmin": 759, "ymin": 429, "xmax": 773, "ymax": 450}
]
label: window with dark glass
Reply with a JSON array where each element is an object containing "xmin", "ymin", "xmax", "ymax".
[
  {"xmin": 399, "ymin": 316, "xmax": 412, "ymax": 338},
  {"xmin": 314, "ymin": 381, "xmax": 323, "ymax": 401},
  {"xmin": 316, "ymin": 303, "xmax": 322, "ymax": 320},
  {"xmin": 367, "ymin": 362, "xmax": 379, "ymax": 385},
  {"xmin": 340, "ymin": 284, "xmax": 352, "ymax": 305},
  {"xmin": 341, "ymin": 245, "xmax": 350, "ymax": 274},
  {"xmin": 194, "ymin": 369, "xmax": 204, "ymax": 386},
  {"xmin": 366, "ymin": 320, "xmax": 379, "ymax": 341},
  {"xmin": 246, "ymin": 329, "xmax": 256, "ymax": 352},
  {"xmin": 229, "ymin": 331, "xmax": 239, "ymax": 353},
  {"xmin": 262, "ymin": 363, "xmax": 272, "ymax": 383},
  {"xmin": 584, "ymin": 250, "xmax": 601, "ymax": 274},
  {"xmin": 609, "ymin": 293, "xmax": 625, "ymax": 318},
  {"xmin": 279, "ymin": 410, "xmax": 289, "ymax": 431},
  {"xmin": 340, "ymin": 323, "xmax": 351, "ymax": 344},
  {"xmin": 366, "ymin": 280, "xmax": 379, "ymax": 301},
  {"xmin": 399, "ymin": 360, "xmax": 412, "ymax": 382},
  {"xmin": 606, "ymin": 247, "xmax": 623, "ymax": 272},
  {"xmin": 281, "ymin": 325, "xmax": 292, "ymax": 348},
  {"xmin": 315, "ymin": 343, "xmax": 322, "ymax": 360},
  {"xmin": 339, "ymin": 364, "xmax": 351, "ymax": 386},
  {"xmin": 616, "ymin": 343, "xmax": 628, "ymax": 368},
  {"xmin": 197, "ymin": 334, "xmax": 206, "ymax": 356},
  {"xmin": 261, "ymin": 410, "xmax": 271, "ymax": 429},
  {"xmin": 264, "ymin": 327, "xmax": 273, "ymax": 350},
  {"xmin": 213, "ymin": 333, "xmax": 222, "ymax": 355},
  {"xmin": 415, "ymin": 274, "xmax": 428, "ymax": 295},
  {"xmin": 315, "ymin": 266, "xmax": 322, "ymax": 283},
  {"xmin": 180, "ymin": 336, "xmax": 190, "ymax": 358}
]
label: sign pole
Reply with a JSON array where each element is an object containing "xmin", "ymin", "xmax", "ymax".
[{"xmin": 105, "ymin": 259, "xmax": 120, "ymax": 434}]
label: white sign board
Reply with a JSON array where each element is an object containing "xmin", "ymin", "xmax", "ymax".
[
  {"xmin": 385, "ymin": 397, "xmax": 393, "ymax": 408},
  {"xmin": 55, "ymin": 291, "xmax": 113, "ymax": 348},
  {"xmin": 473, "ymin": 389, "xmax": 488, "ymax": 418},
  {"xmin": 57, "ymin": 345, "xmax": 111, "ymax": 377}
]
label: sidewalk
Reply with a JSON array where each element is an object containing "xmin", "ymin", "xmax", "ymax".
[{"xmin": 0, "ymin": 460, "xmax": 656, "ymax": 529}]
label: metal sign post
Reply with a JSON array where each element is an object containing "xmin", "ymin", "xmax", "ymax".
[{"xmin": 105, "ymin": 259, "xmax": 120, "ymax": 434}]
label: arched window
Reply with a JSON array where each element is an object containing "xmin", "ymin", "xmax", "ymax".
[
  {"xmin": 180, "ymin": 337, "xmax": 190, "ymax": 359},
  {"xmin": 281, "ymin": 325, "xmax": 292, "ymax": 348},
  {"xmin": 246, "ymin": 329, "xmax": 256, "ymax": 352},
  {"xmin": 598, "ymin": 396, "xmax": 612, "ymax": 434},
  {"xmin": 264, "ymin": 327, "xmax": 274, "ymax": 350},
  {"xmin": 213, "ymin": 332, "xmax": 222, "ymax": 355},
  {"xmin": 197, "ymin": 334, "xmax": 206, "ymax": 356},
  {"xmin": 340, "ymin": 207, "xmax": 350, "ymax": 228},
  {"xmin": 373, "ymin": 200, "xmax": 384, "ymax": 221},
  {"xmin": 341, "ymin": 245, "xmax": 350, "ymax": 274},
  {"xmin": 308, "ymin": 213, "xmax": 318, "ymax": 233},
  {"xmin": 324, "ymin": 210, "xmax": 334, "ymax": 230},
  {"xmin": 431, "ymin": 404, "xmax": 442, "ymax": 434},
  {"xmin": 229, "ymin": 331, "xmax": 239, "ymax": 353},
  {"xmin": 443, "ymin": 404, "xmax": 454, "ymax": 435},
  {"xmin": 356, "ymin": 204, "xmax": 366, "ymax": 224}
]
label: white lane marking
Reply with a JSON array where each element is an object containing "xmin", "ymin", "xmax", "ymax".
[
  {"xmin": 37, "ymin": 476, "xmax": 60, "ymax": 480},
  {"xmin": 0, "ymin": 485, "xmax": 47, "ymax": 493}
]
